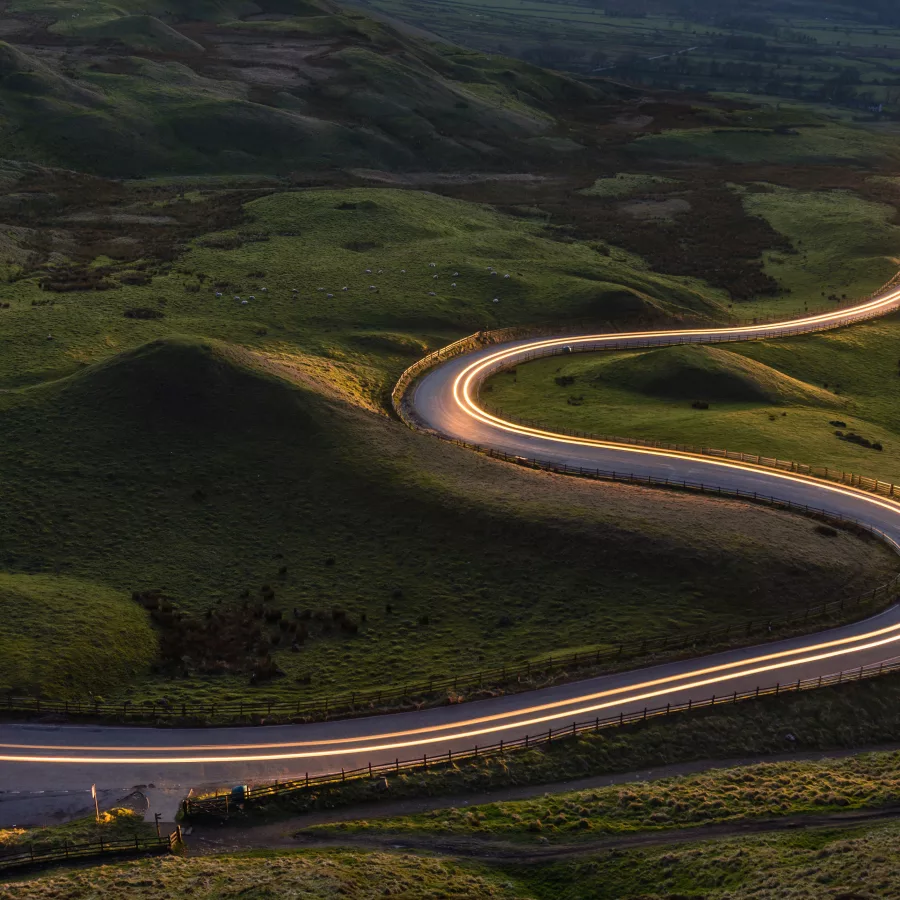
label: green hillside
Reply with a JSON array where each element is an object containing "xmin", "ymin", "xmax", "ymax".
[
  {"xmin": 0, "ymin": 0, "xmax": 614, "ymax": 175},
  {"xmin": 0, "ymin": 333, "xmax": 890, "ymax": 702}
]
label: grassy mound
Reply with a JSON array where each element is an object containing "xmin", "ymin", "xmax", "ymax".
[
  {"xmin": 486, "ymin": 316, "xmax": 900, "ymax": 483},
  {"xmin": 0, "ymin": 572, "xmax": 157, "ymax": 698},
  {"xmin": 0, "ymin": 187, "xmax": 725, "ymax": 399},
  {"xmin": 0, "ymin": 335, "xmax": 891, "ymax": 705},
  {"xmin": 597, "ymin": 344, "xmax": 839, "ymax": 406}
]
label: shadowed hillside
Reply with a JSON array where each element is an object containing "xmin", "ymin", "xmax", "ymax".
[{"xmin": 0, "ymin": 0, "xmax": 625, "ymax": 175}]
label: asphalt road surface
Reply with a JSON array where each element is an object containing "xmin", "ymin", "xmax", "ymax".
[{"xmin": 3, "ymin": 290, "xmax": 900, "ymax": 826}]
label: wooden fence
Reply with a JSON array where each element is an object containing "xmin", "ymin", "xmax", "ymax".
[
  {"xmin": 182, "ymin": 657, "xmax": 900, "ymax": 821},
  {"xmin": 0, "ymin": 827, "xmax": 183, "ymax": 876},
  {"xmin": 3, "ymin": 482, "xmax": 896, "ymax": 727}
]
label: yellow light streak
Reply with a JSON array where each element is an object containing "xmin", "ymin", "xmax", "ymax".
[
  {"xmin": 5, "ymin": 292, "xmax": 900, "ymax": 768},
  {"xmin": 5, "ymin": 618, "xmax": 900, "ymax": 764}
]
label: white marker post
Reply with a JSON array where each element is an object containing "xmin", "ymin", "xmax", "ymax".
[{"xmin": 92, "ymin": 784, "xmax": 99, "ymax": 824}]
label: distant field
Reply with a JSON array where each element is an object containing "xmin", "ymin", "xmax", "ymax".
[
  {"xmin": 359, "ymin": 0, "xmax": 900, "ymax": 115},
  {"xmin": 485, "ymin": 314, "xmax": 900, "ymax": 484}
]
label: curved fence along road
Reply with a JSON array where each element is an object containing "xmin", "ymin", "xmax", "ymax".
[{"xmin": 3, "ymin": 288, "xmax": 900, "ymax": 826}]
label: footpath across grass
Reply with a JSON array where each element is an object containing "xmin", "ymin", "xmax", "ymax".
[
  {"xmin": 8, "ymin": 807, "xmax": 900, "ymax": 898},
  {"xmin": 306, "ymin": 749, "xmax": 900, "ymax": 841},
  {"xmin": 196, "ymin": 672, "xmax": 900, "ymax": 821}
]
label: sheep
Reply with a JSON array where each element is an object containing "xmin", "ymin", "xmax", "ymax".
[
  {"xmin": 370, "ymin": 285, "xmax": 377, "ymax": 290},
  {"xmin": 261, "ymin": 287, "xmax": 267, "ymax": 292},
  {"xmin": 433, "ymin": 274, "xmax": 438, "ymax": 279},
  {"xmin": 451, "ymin": 283, "xmax": 457, "ymax": 288},
  {"xmin": 428, "ymin": 291, "xmax": 436, "ymax": 296},
  {"xmin": 400, "ymin": 269, "xmax": 406, "ymax": 274},
  {"xmin": 327, "ymin": 293, "xmax": 334, "ymax": 298},
  {"xmin": 317, "ymin": 288, "xmax": 325, "ymax": 292},
  {"xmin": 365, "ymin": 268, "xmax": 372, "ymax": 274},
  {"xmin": 493, "ymin": 297, "xmax": 500, "ymax": 303},
  {"xmin": 234, "ymin": 296, "xmax": 241, "ymax": 301},
  {"xmin": 249, "ymin": 296, "xmax": 256, "ymax": 300},
  {"xmin": 292, "ymin": 288, "xmax": 298, "ymax": 293},
  {"xmin": 453, "ymin": 272, "xmax": 459, "ymax": 276},
  {"xmin": 342, "ymin": 286, "xmax": 349, "ymax": 291},
  {"xmin": 504, "ymin": 274, "xmax": 510, "ymax": 279},
  {"xmin": 215, "ymin": 291, "xmax": 222, "ymax": 297},
  {"xmin": 241, "ymin": 300, "xmax": 249, "ymax": 305},
  {"xmin": 429, "ymin": 262, "xmax": 436, "ymax": 268}
]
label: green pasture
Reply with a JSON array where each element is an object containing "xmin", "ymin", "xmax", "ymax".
[
  {"xmin": 310, "ymin": 749, "xmax": 900, "ymax": 840},
  {"xmin": 485, "ymin": 314, "xmax": 900, "ymax": 484}
]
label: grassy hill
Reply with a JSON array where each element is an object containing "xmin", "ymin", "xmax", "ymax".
[
  {"xmin": 486, "ymin": 313, "xmax": 900, "ymax": 484},
  {"xmin": 0, "ymin": 333, "xmax": 891, "ymax": 703},
  {"xmin": 0, "ymin": 0, "xmax": 616, "ymax": 176}
]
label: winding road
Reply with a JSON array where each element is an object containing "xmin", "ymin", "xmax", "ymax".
[{"xmin": 3, "ymin": 289, "xmax": 900, "ymax": 827}]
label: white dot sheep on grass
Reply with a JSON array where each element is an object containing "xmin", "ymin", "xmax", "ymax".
[
  {"xmin": 215, "ymin": 291, "xmax": 222, "ymax": 297},
  {"xmin": 429, "ymin": 291, "xmax": 436, "ymax": 296},
  {"xmin": 493, "ymin": 298, "xmax": 500, "ymax": 303},
  {"xmin": 365, "ymin": 268, "xmax": 372, "ymax": 274},
  {"xmin": 234, "ymin": 295, "xmax": 240, "ymax": 300},
  {"xmin": 342, "ymin": 286, "xmax": 348, "ymax": 291},
  {"xmin": 401, "ymin": 269, "xmax": 406, "ymax": 274},
  {"xmin": 429, "ymin": 262, "xmax": 436, "ymax": 268},
  {"xmin": 370, "ymin": 285, "xmax": 377, "ymax": 290},
  {"xmin": 292, "ymin": 288, "xmax": 298, "ymax": 293},
  {"xmin": 241, "ymin": 300, "xmax": 248, "ymax": 305},
  {"xmin": 327, "ymin": 293, "xmax": 333, "ymax": 298},
  {"xmin": 453, "ymin": 272, "xmax": 459, "ymax": 276},
  {"xmin": 249, "ymin": 296, "xmax": 255, "ymax": 300},
  {"xmin": 451, "ymin": 283, "xmax": 457, "ymax": 287},
  {"xmin": 504, "ymin": 274, "xmax": 510, "ymax": 279},
  {"xmin": 261, "ymin": 287, "xmax": 267, "ymax": 292}
]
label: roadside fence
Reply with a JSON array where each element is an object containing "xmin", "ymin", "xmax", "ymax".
[
  {"xmin": 480, "ymin": 403, "xmax": 900, "ymax": 502},
  {"xmin": 182, "ymin": 657, "xmax": 900, "ymax": 821},
  {"xmin": 4, "ymin": 502, "xmax": 896, "ymax": 728},
  {"xmin": 2, "ymin": 455, "xmax": 898, "ymax": 726},
  {"xmin": 390, "ymin": 273, "xmax": 900, "ymax": 428},
  {"xmin": 0, "ymin": 827, "xmax": 183, "ymax": 876}
]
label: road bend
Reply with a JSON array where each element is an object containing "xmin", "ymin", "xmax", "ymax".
[{"xmin": 3, "ymin": 290, "xmax": 900, "ymax": 825}]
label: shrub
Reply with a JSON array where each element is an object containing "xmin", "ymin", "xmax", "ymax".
[{"xmin": 124, "ymin": 307, "xmax": 164, "ymax": 320}]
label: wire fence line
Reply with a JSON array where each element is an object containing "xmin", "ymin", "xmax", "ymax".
[
  {"xmin": 480, "ymin": 403, "xmax": 900, "ymax": 502},
  {"xmin": 0, "ymin": 828, "xmax": 184, "ymax": 875},
  {"xmin": 391, "ymin": 272, "xmax": 900, "ymax": 429},
  {"xmin": 182, "ymin": 657, "xmax": 900, "ymax": 821},
  {"xmin": 3, "ymin": 495, "xmax": 896, "ymax": 727},
  {"xmin": 3, "ymin": 288, "xmax": 898, "ymax": 730}
]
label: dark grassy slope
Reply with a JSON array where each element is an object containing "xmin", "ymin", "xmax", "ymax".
[
  {"xmin": 0, "ymin": 336, "xmax": 891, "ymax": 702},
  {"xmin": 0, "ymin": 0, "xmax": 618, "ymax": 176}
]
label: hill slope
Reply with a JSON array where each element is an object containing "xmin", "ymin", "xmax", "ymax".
[
  {"xmin": 0, "ymin": 0, "xmax": 620, "ymax": 175},
  {"xmin": 0, "ymin": 335, "xmax": 891, "ymax": 701}
]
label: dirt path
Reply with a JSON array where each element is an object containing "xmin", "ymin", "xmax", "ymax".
[{"xmin": 186, "ymin": 742, "xmax": 900, "ymax": 857}]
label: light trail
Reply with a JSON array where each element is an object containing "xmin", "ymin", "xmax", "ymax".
[
  {"xmin": 6, "ymin": 615, "xmax": 900, "ymax": 763},
  {"xmin": 5, "ymin": 287, "xmax": 900, "ymax": 779},
  {"xmin": 449, "ymin": 288, "xmax": 900, "ymax": 530},
  {"xmin": 4, "ymin": 610, "xmax": 900, "ymax": 755}
]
